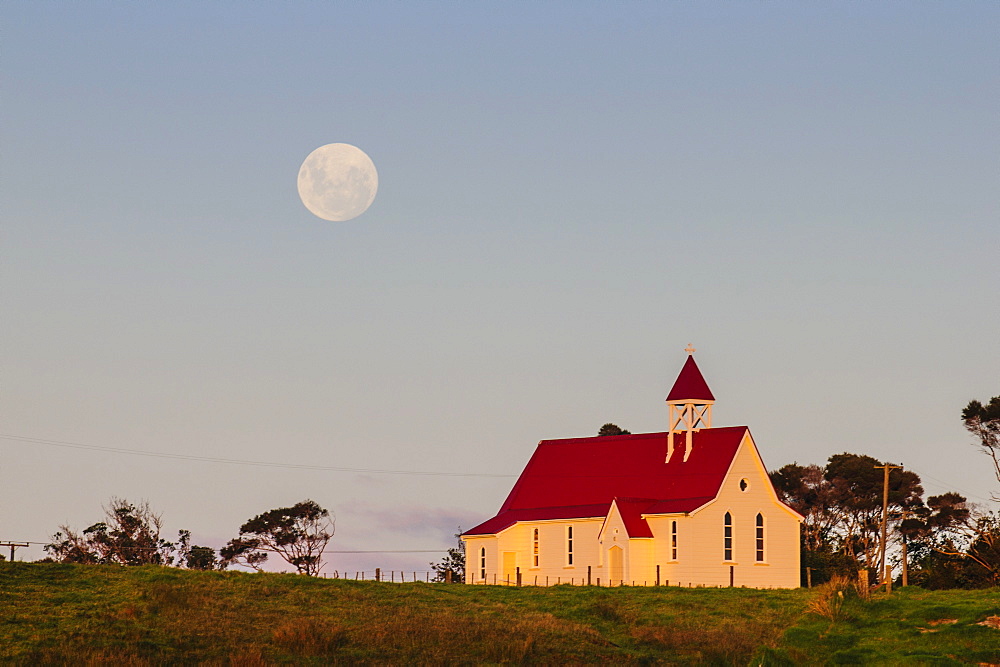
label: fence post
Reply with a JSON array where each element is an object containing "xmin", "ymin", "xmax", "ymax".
[
  {"xmin": 588, "ymin": 565, "xmax": 592, "ymax": 586},
  {"xmin": 656, "ymin": 565, "xmax": 660, "ymax": 586},
  {"xmin": 516, "ymin": 567, "xmax": 521, "ymax": 587},
  {"xmin": 445, "ymin": 568, "xmax": 453, "ymax": 584},
  {"xmin": 729, "ymin": 565, "xmax": 734, "ymax": 587},
  {"xmin": 806, "ymin": 567, "xmax": 813, "ymax": 588},
  {"xmin": 858, "ymin": 568, "xmax": 868, "ymax": 591},
  {"xmin": 375, "ymin": 568, "xmax": 381, "ymax": 582}
]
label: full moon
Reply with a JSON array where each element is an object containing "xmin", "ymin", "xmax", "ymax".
[{"xmin": 297, "ymin": 143, "xmax": 378, "ymax": 221}]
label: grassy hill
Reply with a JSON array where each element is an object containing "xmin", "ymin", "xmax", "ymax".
[{"xmin": 2, "ymin": 562, "xmax": 999, "ymax": 664}]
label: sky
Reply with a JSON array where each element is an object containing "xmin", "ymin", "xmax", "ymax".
[{"xmin": 2, "ymin": 2, "xmax": 998, "ymax": 572}]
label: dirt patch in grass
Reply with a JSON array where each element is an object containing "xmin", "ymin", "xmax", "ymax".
[
  {"xmin": 978, "ymin": 616, "xmax": 1000, "ymax": 630},
  {"xmin": 918, "ymin": 618, "xmax": 959, "ymax": 633}
]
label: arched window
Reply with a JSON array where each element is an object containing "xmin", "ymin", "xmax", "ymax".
[
  {"xmin": 755, "ymin": 513, "xmax": 765, "ymax": 562},
  {"xmin": 567, "ymin": 525, "xmax": 574, "ymax": 565},
  {"xmin": 724, "ymin": 512, "xmax": 733, "ymax": 561},
  {"xmin": 480, "ymin": 547, "xmax": 486, "ymax": 580},
  {"xmin": 533, "ymin": 528, "xmax": 539, "ymax": 567},
  {"xmin": 670, "ymin": 520, "xmax": 678, "ymax": 561}
]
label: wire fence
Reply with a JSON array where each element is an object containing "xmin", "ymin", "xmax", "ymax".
[
  {"xmin": 324, "ymin": 569, "xmax": 440, "ymax": 582},
  {"xmin": 467, "ymin": 574, "xmax": 783, "ymax": 588}
]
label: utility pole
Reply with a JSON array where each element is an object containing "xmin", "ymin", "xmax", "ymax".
[
  {"xmin": 874, "ymin": 463, "xmax": 902, "ymax": 590},
  {"xmin": 0, "ymin": 542, "xmax": 30, "ymax": 562},
  {"xmin": 898, "ymin": 509, "xmax": 914, "ymax": 587}
]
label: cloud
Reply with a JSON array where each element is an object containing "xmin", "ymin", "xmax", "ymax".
[{"xmin": 340, "ymin": 500, "xmax": 480, "ymax": 542}]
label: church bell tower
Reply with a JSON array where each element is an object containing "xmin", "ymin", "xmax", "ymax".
[{"xmin": 666, "ymin": 345, "xmax": 715, "ymax": 462}]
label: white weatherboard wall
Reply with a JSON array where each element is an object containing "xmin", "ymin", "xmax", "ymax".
[
  {"xmin": 465, "ymin": 519, "xmax": 604, "ymax": 585},
  {"xmin": 646, "ymin": 433, "xmax": 800, "ymax": 588}
]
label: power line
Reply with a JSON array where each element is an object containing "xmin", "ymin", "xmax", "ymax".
[
  {"xmin": 9, "ymin": 540, "xmax": 447, "ymax": 555},
  {"xmin": 904, "ymin": 465, "xmax": 995, "ymax": 504},
  {"xmin": 0, "ymin": 433, "xmax": 515, "ymax": 478},
  {"xmin": 323, "ymin": 550, "xmax": 443, "ymax": 554}
]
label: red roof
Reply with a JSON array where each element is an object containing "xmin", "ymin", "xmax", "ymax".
[
  {"xmin": 666, "ymin": 355, "xmax": 715, "ymax": 402},
  {"xmin": 611, "ymin": 498, "xmax": 656, "ymax": 538},
  {"xmin": 463, "ymin": 504, "xmax": 611, "ymax": 536},
  {"xmin": 464, "ymin": 427, "xmax": 747, "ymax": 535}
]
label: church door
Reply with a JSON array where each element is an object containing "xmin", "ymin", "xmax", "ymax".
[
  {"xmin": 609, "ymin": 546, "xmax": 624, "ymax": 585},
  {"xmin": 502, "ymin": 552, "xmax": 517, "ymax": 585}
]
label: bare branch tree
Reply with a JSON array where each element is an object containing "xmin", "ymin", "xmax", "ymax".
[{"xmin": 45, "ymin": 498, "xmax": 176, "ymax": 565}]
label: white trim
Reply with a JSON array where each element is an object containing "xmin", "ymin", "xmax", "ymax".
[
  {"xmin": 741, "ymin": 430, "xmax": 806, "ymax": 521},
  {"xmin": 489, "ymin": 514, "xmax": 604, "ymax": 537},
  {"xmin": 680, "ymin": 430, "xmax": 805, "ymax": 521}
]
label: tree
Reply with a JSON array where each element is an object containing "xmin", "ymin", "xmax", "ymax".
[
  {"xmin": 823, "ymin": 452, "xmax": 923, "ymax": 572},
  {"xmin": 962, "ymin": 396, "xmax": 1000, "ymax": 495},
  {"xmin": 904, "ymin": 493, "xmax": 1000, "ymax": 587},
  {"xmin": 771, "ymin": 454, "xmax": 924, "ymax": 581},
  {"xmin": 773, "ymin": 448, "xmax": 1000, "ymax": 589},
  {"xmin": 220, "ymin": 500, "xmax": 334, "ymax": 576},
  {"xmin": 45, "ymin": 498, "xmax": 178, "ymax": 566},
  {"xmin": 430, "ymin": 528, "xmax": 465, "ymax": 583},
  {"xmin": 598, "ymin": 423, "xmax": 631, "ymax": 437},
  {"xmin": 176, "ymin": 529, "xmax": 219, "ymax": 570},
  {"xmin": 771, "ymin": 462, "xmax": 865, "ymax": 585}
]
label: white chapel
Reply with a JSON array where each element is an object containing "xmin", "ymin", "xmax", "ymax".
[{"xmin": 462, "ymin": 350, "xmax": 802, "ymax": 588}]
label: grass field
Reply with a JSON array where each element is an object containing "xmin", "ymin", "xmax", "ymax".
[{"xmin": 1, "ymin": 562, "xmax": 999, "ymax": 664}]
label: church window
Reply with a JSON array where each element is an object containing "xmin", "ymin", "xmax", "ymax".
[
  {"xmin": 533, "ymin": 528, "xmax": 539, "ymax": 567},
  {"xmin": 740, "ymin": 478, "xmax": 749, "ymax": 492},
  {"xmin": 724, "ymin": 512, "xmax": 733, "ymax": 561},
  {"xmin": 567, "ymin": 525, "xmax": 574, "ymax": 565},
  {"xmin": 480, "ymin": 547, "xmax": 486, "ymax": 580},
  {"xmin": 756, "ymin": 513, "xmax": 765, "ymax": 562},
  {"xmin": 670, "ymin": 520, "xmax": 678, "ymax": 560}
]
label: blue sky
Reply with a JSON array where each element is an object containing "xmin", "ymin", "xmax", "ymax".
[{"xmin": 2, "ymin": 2, "xmax": 998, "ymax": 571}]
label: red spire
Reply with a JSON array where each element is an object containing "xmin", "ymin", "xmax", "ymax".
[{"xmin": 666, "ymin": 355, "xmax": 715, "ymax": 402}]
